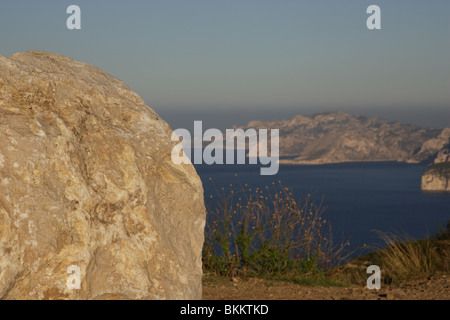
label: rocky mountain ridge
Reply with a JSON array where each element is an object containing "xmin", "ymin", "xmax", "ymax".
[{"xmin": 241, "ymin": 111, "xmax": 448, "ymax": 165}]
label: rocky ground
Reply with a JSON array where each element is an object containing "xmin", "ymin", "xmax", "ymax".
[{"xmin": 202, "ymin": 274, "xmax": 449, "ymax": 300}]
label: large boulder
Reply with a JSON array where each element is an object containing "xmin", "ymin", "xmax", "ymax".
[{"xmin": 0, "ymin": 51, "xmax": 206, "ymax": 299}]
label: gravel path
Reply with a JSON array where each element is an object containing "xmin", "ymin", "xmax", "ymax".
[{"xmin": 203, "ymin": 274, "xmax": 449, "ymax": 300}]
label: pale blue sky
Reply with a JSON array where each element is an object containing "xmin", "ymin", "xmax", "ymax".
[{"xmin": 1, "ymin": 0, "xmax": 449, "ymax": 129}]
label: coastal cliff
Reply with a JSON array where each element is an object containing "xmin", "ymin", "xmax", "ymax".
[
  {"xmin": 421, "ymin": 162, "xmax": 450, "ymax": 192},
  {"xmin": 241, "ymin": 111, "xmax": 446, "ymax": 165},
  {"xmin": 420, "ymin": 129, "xmax": 450, "ymax": 192}
]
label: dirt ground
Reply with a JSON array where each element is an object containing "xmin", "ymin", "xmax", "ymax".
[{"xmin": 202, "ymin": 274, "xmax": 449, "ymax": 300}]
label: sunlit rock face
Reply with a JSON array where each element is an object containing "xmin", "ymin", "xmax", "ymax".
[
  {"xmin": 0, "ymin": 51, "xmax": 206, "ymax": 300},
  {"xmin": 421, "ymin": 163, "xmax": 450, "ymax": 192}
]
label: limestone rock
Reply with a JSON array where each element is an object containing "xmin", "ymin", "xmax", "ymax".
[
  {"xmin": 434, "ymin": 147, "xmax": 450, "ymax": 164},
  {"xmin": 240, "ymin": 111, "xmax": 442, "ymax": 165},
  {"xmin": 417, "ymin": 128, "xmax": 450, "ymax": 163},
  {"xmin": 0, "ymin": 51, "xmax": 206, "ymax": 299},
  {"xmin": 421, "ymin": 163, "xmax": 450, "ymax": 192},
  {"xmin": 420, "ymin": 129, "xmax": 450, "ymax": 192}
]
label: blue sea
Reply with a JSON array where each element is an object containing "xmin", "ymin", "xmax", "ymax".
[{"xmin": 195, "ymin": 162, "xmax": 450, "ymax": 255}]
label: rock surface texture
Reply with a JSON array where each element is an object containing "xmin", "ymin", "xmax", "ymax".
[{"xmin": 0, "ymin": 51, "xmax": 206, "ymax": 299}]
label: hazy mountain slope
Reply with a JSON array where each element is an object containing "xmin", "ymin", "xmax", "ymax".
[
  {"xmin": 241, "ymin": 111, "xmax": 445, "ymax": 165},
  {"xmin": 417, "ymin": 128, "xmax": 450, "ymax": 164}
]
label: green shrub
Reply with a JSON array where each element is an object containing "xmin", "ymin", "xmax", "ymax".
[{"xmin": 202, "ymin": 178, "xmax": 351, "ymax": 279}]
